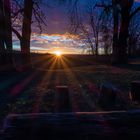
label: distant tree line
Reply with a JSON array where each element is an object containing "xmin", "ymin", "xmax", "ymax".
[{"xmin": 69, "ymin": 0, "xmax": 140, "ymax": 64}]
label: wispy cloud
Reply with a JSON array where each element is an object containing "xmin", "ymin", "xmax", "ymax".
[{"xmin": 13, "ymin": 33, "xmax": 86, "ymax": 54}]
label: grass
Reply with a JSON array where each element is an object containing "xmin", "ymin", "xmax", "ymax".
[{"xmin": 0, "ymin": 54, "xmax": 140, "ymax": 128}]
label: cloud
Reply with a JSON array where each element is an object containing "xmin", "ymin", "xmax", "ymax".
[{"xmin": 13, "ymin": 33, "xmax": 85, "ymax": 54}]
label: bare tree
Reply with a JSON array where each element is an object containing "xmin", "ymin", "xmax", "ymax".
[
  {"xmin": 0, "ymin": 0, "xmax": 6, "ymax": 65},
  {"xmin": 87, "ymin": 3, "xmax": 100, "ymax": 56},
  {"xmin": 20, "ymin": 0, "xmax": 33, "ymax": 67},
  {"xmin": 4, "ymin": 0, "xmax": 13, "ymax": 52},
  {"xmin": 96, "ymin": 0, "xmax": 140, "ymax": 64},
  {"xmin": 79, "ymin": 24, "xmax": 95, "ymax": 55},
  {"xmin": 69, "ymin": 0, "xmax": 101, "ymax": 55},
  {"xmin": 128, "ymin": 12, "xmax": 140, "ymax": 57},
  {"xmin": 101, "ymin": 24, "xmax": 112, "ymax": 55},
  {"xmin": 0, "ymin": 0, "xmax": 5, "ymax": 51},
  {"xmin": 0, "ymin": 0, "xmax": 13, "ymax": 67},
  {"xmin": 11, "ymin": 0, "xmax": 47, "ymax": 69}
]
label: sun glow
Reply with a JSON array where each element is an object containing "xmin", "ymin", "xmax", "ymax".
[{"xmin": 54, "ymin": 51, "xmax": 62, "ymax": 56}]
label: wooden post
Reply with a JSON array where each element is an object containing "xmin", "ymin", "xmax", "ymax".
[
  {"xmin": 131, "ymin": 81, "xmax": 140, "ymax": 102},
  {"xmin": 55, "ymin": 86, "xmax": 71, "ymax": 112},
  {"xmin": 99, "ymin": 83, "xmax": 117, "ymax": 109}
]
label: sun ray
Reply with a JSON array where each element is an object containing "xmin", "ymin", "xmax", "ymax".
[{"xmin": 32, "ymin": 57, "xmax": 58, "ymax": 113}]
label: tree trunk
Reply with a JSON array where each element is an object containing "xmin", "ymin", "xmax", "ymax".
[
  {"xmin": 112, "ymin": 0, "xmax": 133, "ymax": 64},
  {"xmin": 3, "ymin": 0, "xmax": 13, "ymax": 67},
  {"xmin": 21, "ymin": 0, "xmax": 33, "ymax": 68},
  {"xmin": 95, "ymin": 34, "xmax": 98, "ymax": 56},
  {"xmin": 111, "ymin": 0, "xmax": 119, "ymax": 64},
  {"xmin": 95, "ymin": 42, "xmax": 98, "ymax": 56},
  {"xmin": 0, "ymin": 0, "xmax": 6, "ymax": 65},
  {"xmin": 4, "ymin": 0, "xmax": 12, "ymax": 52},
  {"xmin": 117, "ymin": 1, "xmax": 133, "ymax": 63},
  {"xmin": 118, "ymin": 14, "xmax": 129, "ymax": 63}
]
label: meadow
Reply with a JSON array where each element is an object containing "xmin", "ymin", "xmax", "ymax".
[{"xmin": 0, "ymin": 53, "xmax": 140, "ymax": 128}]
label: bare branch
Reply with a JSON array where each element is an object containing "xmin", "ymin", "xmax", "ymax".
[
  {"xmin": 12, "ymin": 27, "xmax": 22, "ymax": 41},
  {"xmin": 130, "ymin": 6, "xmax": 140, "ymax": 19},
  {"xmin": 11, "ymin": 9, "xmax": 24, "ymax": 18}
]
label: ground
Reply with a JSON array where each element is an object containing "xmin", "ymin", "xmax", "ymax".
[{"xmin": 0, "ymin": 54, "xmax": 140, "ymax": 128}]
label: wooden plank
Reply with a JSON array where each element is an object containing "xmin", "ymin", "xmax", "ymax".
[{"xmin": 1, "ymin": 110, "xmax": 140, "ymax": 140}]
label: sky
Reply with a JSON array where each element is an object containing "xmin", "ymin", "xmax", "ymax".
[
  {"xmin": 14, "ymin": 33, "xmax": 86, "ymax": 54},
  {"xmin": 13, "ymin": 0, "xmax": 89, "ymax": 54},
  {"xmin": 13, "ymin": 0, "xmax": 140, "ymax": 54}
]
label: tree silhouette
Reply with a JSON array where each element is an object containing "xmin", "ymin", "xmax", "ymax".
[
  {"xmin": 69, "ymin": 0, "xmax": 140, "ymax": 63},
  {"xmin": 0, "ymin": 0, "xmax": 13, "ymax": 68},
  {"xmin": 20, "ymin": 0, "xmax": 33, "ymax": 68},
  {"xmin": 128, "ymin": 12, "xmax": 140, "ymax": 56},
  {"xmin": 12, "ymin": 0, "xmax": 47, "ymax": 70},
  {"xmin": 97, "ymin": 0, "xmax": 140, "ymax": 64}
]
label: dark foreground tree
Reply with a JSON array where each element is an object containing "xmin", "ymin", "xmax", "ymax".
[
  {"xmin": 97, "ymin": 0, "xmax": 140, "ymax": 64},
  {"xmin": 4, "ymin": 0, "xmax": 13, "ymax": 66},
  {"xmin": 0, "ymin": 0, "xmax": 6, "ymax": 65},
  {"xmin": 69, "ymin": 0, "xmax": 140, "ymax": 63},
  {"xmin": 0, "ymin": 0, "xmax": 13, "ymax": 68},
  {"xmin": 114, "ymin": 0, "xmax": 133, "ymax": 63},
  {"xmin": 12, "ymin": 0, "xmax": 47, "ymax": 70},
  {"xmin": 4, "ymin": 0, "xmax": 13, "ymax": 52},
  {"xmin": 128, "ymin": 12, "xmax": 140, "ymax": 57},
  {"xmin": 21, "ymin": 0, "xmax": 33, "ymax": 68}
]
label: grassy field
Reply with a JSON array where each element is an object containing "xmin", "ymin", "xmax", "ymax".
[{"xmin": 0, "ymin": 54, "xmax": 140, "ymax": 127}]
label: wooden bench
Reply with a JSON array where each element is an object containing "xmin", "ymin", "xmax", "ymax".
[{"xmin": 1, "ymin": 110, "xmax": 140, "ymax": 140}]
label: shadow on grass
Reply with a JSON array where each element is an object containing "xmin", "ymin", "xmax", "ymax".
[{"xmin": 114, "ymin": 64, "xmax": 140, "ymax": 71}]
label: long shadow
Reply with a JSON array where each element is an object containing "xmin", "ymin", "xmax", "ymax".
[{"xmin": 114, "ymin": 64, "xmax": 140, "ymax": 71}]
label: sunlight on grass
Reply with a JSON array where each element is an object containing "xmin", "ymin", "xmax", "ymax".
[{"xmin": 32, "ymin": 57, "xmax": 58, "ymax": 113}]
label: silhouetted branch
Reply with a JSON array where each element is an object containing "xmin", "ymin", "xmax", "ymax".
[
  {"xmin": 95, "ymin": 4, "xmax": 112, "ymax": 8},
  {"xmin": 12, "ymin": 27, "xmax": 22, "ymax": 41},
  {"xmin": 12, "ymin": 9, "xmax": 24, "ymax": 18},
  {"xmin": 33, "ymin": 5, "xmax": 47, "ymax": 33},
  {"xmin": 130, "ymin": 6, "xmax": 140, "ymax": 19}
]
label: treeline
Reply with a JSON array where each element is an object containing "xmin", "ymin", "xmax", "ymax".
[{"xmin": 70, "ymin": 0, "xmax": 140, "ymax": 64}]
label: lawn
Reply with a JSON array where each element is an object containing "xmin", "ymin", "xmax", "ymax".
[{"xmin": 0, "ymin": 54, "xmax": 140, "ymax": 128}]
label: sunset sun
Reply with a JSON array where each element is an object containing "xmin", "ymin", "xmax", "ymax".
[{"xmin": 54, "ymin": 51, "xmax": 62, "ymax": 57}]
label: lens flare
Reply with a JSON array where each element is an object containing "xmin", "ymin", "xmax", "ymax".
[{"xmin": 54, "ymin": 51, "xmax": 62, "ymax": 56}]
